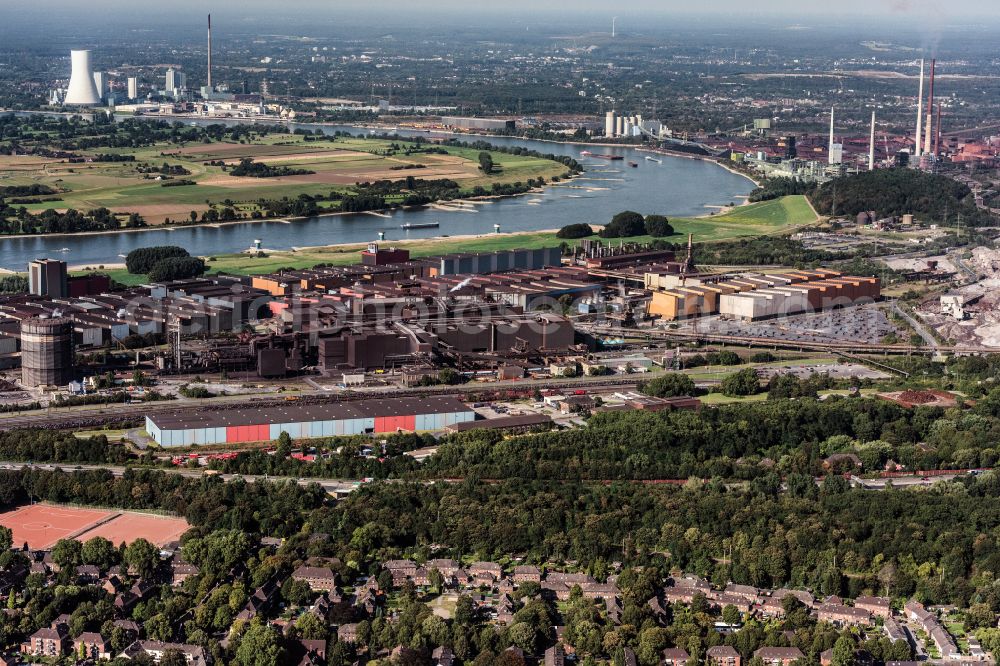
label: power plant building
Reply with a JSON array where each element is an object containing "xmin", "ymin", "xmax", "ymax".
[
  {"xmin": 145, "ymin": 396, "xmax": 476, "ymax": 446},
  {"xmin": 64, "ymin": 50, "xmax": 101, "ymax": 106},
  {"xmin": 29, "ymin": 259, "xmax": 68, "ymax": 298},
  {"xmin": 20, "ymin": 317, "xmax": 75, "ymax": 387}
]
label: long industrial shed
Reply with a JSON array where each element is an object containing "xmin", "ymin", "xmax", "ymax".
[{"xmin": 145, "ymin": 396, "xmax": 476, "ymax": 446}]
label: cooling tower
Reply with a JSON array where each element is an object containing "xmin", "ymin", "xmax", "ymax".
[{"xmin": 65, "ymin": 50, "xmax": 101, "ymax": 106}]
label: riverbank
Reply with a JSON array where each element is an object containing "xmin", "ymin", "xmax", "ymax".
[{"xmin": 73, "ymin": 195, "xmax": 818, "ymax": 283}]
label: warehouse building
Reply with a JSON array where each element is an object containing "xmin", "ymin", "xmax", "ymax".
[
  {"xmin": 440, "ymin": 116, "xmax": 517, "ymax": 132},
  {"xmin": 145, "ymin": 396, "xmax": 476, "ymax": 446},
  {"xmin": 646, "ymin": 270, "xmax": 879, "ymax": 322}
]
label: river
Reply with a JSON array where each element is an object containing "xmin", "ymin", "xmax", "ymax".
[{"xmin": 0, "ymin": 119, "xmax": 755, "ymax": 268}]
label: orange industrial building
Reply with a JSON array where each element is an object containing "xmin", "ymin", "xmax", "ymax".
[{"xmin": 646, "ymin": 270, "xmax": 880, "ymax": 321}]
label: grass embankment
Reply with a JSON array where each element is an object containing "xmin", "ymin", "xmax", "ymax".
[{"xmin": 88, "ymin": 195, "xmax": 816, "ymax": 286}]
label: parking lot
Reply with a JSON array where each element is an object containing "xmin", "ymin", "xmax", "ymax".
[{"xmin": 690, "ymin": 305, "xmax": 901, "ymax": 345}]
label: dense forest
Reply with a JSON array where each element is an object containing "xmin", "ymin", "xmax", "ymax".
[{"xmin": 809, "ymin": 169, "xmax": 992, "ymax": 226}]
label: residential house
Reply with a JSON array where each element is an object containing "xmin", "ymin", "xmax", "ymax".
[
  {"xmin": 648, "ymin": 595, "xmax": 669, "ymax": 620},
  {"xmin": 546, "ymin": 572, "xmax": 595, "ymax": 586},
  {"xmin": 75, "ymin": 565, "xmax": 100, "ymax": 584},
  {"xmin": 412, "ymin": 567, "xmax": 431, "ymax": 587},
  {"xmin": 772, "ymin": 588, "xmax": 814, "ymax": 608},
  {"xmin": 113, "ymin": 620, "xmax": 141, "ymax": 643},
  {"xmin": 672, "ymin": 576, "xmax": 711, "ymax": 593},
  {"xmin": 883, "ymin": 617, "xmax": 909, "ymax": 643},
  {"xmin": 433, "ymin": 646, "xmax": 455, "ymax": 666},
  {"xmin": 469, "ymin": 562, "xmax": 502, "ymax": 578},
  {"xmin": 759, "ymin": 597, "xmax": 786, "ymax": 617},
  {"xmin": 290, "ymin": 639, "xmax": 326, "ymax": 666},
  {"xmin": 709, "ymin": 592, "xmax": 753, "ymax": 614},
  {"xmin": 854, "ymin": 596, "xmax": 891, "ymax": 618},
  {"xmin": 338, "ymin": 624, "xmax": 360, "ymax": 644},
  {"xmin": 74, "ymin": 632, "xmax": 111, "ymax": 661},
  {"xmin": 121, "ymin": 640, "xmax": 209, "ymax": 665},
  {"xmin": 545, "ymin": 645, "xmax": 566, "ymax": 666},
  {"xmin": 292, "ymin": 566, "xmax": 338, "ymax": 592},
  {"xmin": 724, "ymin": 583, "xmax": 761, "ymax": 603},
  {"xmin": 542, "ymin": 581, "xmax": 574, "ymax": 601},
  {"xmin": 580, "ymin": 581, "xmax": 620, "ymax": 600},
  {"xmin": 513, "ymin": 565, "xmax": 542, "ymax": 583},
  {"xmin": 622, "ymin": 647, "xmax": 638, "ymax": 666},
  {"xmin": 496, "ymin": 594, "xmax": 516, "ymax": 624},
  {"xmin": 662, "ymin": 647, "xmax": 691, "ymax": 666},
  {"xmin": 170, "ymin": 563, "xmax": 200, "ymax": 586},
  {"xmin": 606, "ymin": 597, "xmax": 623, "ymax": 625},
  {"xmin": 665, "ymin": 586, "xmax": 702, "ymax": 604},
  {"xmin": 817, "ymin": 603, "xmax": 873, "ymax": 627},
  {"xmin": 707, "ymin": 645, "xmax": 741, "ymax": 666},
  {"xmin": 384, "ymin": 560, "xmax": 417, "ymax": 586},
  {"xmin": 21, "ymin": 626, "xmax": 68, "ymax": 658},
  {"xmin": 754, "ymin": 647, "xmax": 805, "ymax": 666},
  {"xmin": 427, "ymin": 559, "xmax": 461, "ymax": 577}
]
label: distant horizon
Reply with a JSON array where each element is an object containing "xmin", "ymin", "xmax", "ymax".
[{"xmin": 1, "ymin": 0, "xmax": 997, "ymax": 23}]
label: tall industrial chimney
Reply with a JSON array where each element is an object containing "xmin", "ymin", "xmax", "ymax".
[
  {"xmin": 935, "ymin": 103, "xmax": 942, "ymax": 157},
  {"xmin": 869, "ymin": 111, "xmax": 876, "ymax": 171},
  {"xmin": 828, "ymin": 107, "xmax": 834, "ymax": 162},
  {"xmin": 925, "ymin": 58, "xmax": 936, "ymax": 155},
  {"xmin": 914, "ymin": 59, "xmax": 924, "ymax": 158},
  {"xmin": 64, "ymin": 50, "xmax": 101, "ymax": 106},
  {"xmin": 207, "ymin": 14, "xmax": 213, "ymax": 92}
]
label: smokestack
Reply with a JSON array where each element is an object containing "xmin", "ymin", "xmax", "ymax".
[
  {"xmin": 925, "ymin": 58, "xmax": 936, "ymax": 155},
  {"xmin": 828, "ymin": 106, "xmax": 836, "ymax": 165},
  {"xmin": 207, "ymin": 14, "xmax": 213, "ymax": 92},
  {"xmin": 935, "ymin": 103, "xmax": 942, "ymax": 157},
  {"xmin": 869, "ymin": 111, "xmax": 876, "ymax": 171},
  {"xmin": 914, "ymin": 59, "xmax": 924, "ymax": 158}
]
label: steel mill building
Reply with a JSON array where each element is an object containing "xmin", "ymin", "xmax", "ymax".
[{"xmin": 145, "ymin": 396, "xmax": 476, "ymax": 446}]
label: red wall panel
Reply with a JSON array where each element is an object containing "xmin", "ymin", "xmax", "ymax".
[{"xmin": 227, "ymin": 426, "xmax": 240, "ymax": 443}]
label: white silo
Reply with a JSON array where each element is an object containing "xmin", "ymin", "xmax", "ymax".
[
  {"xmin": 605, "ymin": 111, "xmax": 616, "ymax": 138},
  {"xmin": 65, "ymin": 50, "xmax": 101, "ymax": 106}
]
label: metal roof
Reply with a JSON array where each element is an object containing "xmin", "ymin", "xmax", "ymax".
[{"xmin": 148, "ymin": 396, "xmax": 471, "ymax": 430}]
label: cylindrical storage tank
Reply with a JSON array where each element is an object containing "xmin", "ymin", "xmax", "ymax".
[{"xmin": 21, "ymin": 317, "xmax": 74, "ymax": 387}]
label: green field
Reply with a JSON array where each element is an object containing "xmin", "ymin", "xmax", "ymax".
[
  {"xmin": 2, "ymin": 133, "xmax": 569, "ymax": 225},
  {"xmin": 86, "ymin": 195, "xmax": 818, "ymax": 285}
]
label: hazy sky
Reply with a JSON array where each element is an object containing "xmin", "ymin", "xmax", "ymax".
[{"xmin": 5, "ymin": 0, "xmax": 991, "ymax": 19}]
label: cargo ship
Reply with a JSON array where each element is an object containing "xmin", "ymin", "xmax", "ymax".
[
  {"xmin": 580, "ymin": 151, "xmax": 624, "ymax": 160},
  {"xmin": 400, "ymin": 222, "xmax": 440, "ymax": 229}
]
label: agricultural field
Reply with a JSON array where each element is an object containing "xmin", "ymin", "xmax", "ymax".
[{"xmin": 1, "ymin": 133, "xmax": 569, "ymax": 225}]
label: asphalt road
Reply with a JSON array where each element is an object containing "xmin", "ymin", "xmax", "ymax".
[
  {"xmin": 0, "ymin": 460, "xmax": 974, "ymax": 498},
  {"xmin": 0, "ymin": 461, "xmax": 362, "ymax": 496}
]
